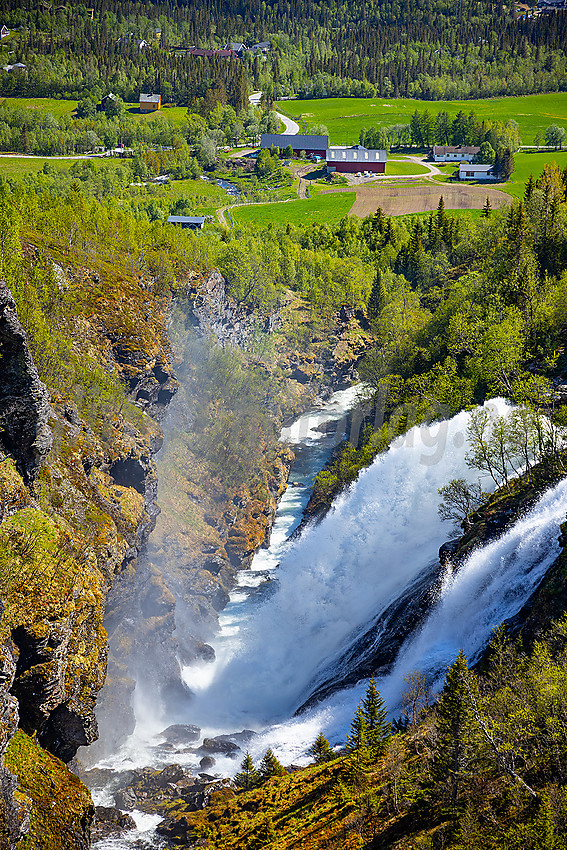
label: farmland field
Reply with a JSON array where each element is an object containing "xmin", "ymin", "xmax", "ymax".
[
  {"xmin": 340, "ymin": 183, "xmax": 512, "ymax": 217},
  {"xmin": 232, "ymin": 192, "xmax": 356, "ymax": 226},
  {"xmin": 276, "ymin": 93, "xmax": 567, "ymax": 145}
]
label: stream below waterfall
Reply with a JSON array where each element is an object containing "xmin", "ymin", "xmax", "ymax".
[{"xmin": 90, "ymin": 393, "xmax": 567, "ymax": 847}]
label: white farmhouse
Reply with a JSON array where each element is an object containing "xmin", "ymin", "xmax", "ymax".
[{"xmin": 459, "ymin": 162, "xmax": 494, "ymax": 180}]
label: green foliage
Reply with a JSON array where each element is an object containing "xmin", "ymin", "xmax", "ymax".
[
  {"xmin": 235, "ymin": 751, "xmax": 261, "ymax": 791},
  {"xmin": 258, "ymin": 748, "xmax": 286, "ymax": 781},
  {"xmin": 308, "ymin": 732, "xmax": 336, "ymax": 764}
]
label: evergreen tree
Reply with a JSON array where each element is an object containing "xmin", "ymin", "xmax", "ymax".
[
  {"xmin": 436, "ymin": 194, "xmax": 447, "ymax": 231},
  {"xmin": 235, "ymin": 751, "xmax": 260, "ymax": 791},
  {"xmin": 524, "ymin": 173, "xmax": 535, "ymax": 205},
  {"xmin": 367, "ymin": 271, "xmax": 386, "ymax": 324},
  {"xmin": 482, "ymin": 196, "xmax": 492, "ymax": 217},
  {"xmin": 361, "ymin": 678, "xmax": 391, "ymax": 759},
  {"xmin": 259, "ymin": 748, "xmax": 286, "ymax": 781},
  {"xmin": 346, "ymin": 705, "xmax": 371, "ymax": 769},
  {"xmin": 308, "ymin": 732, "xmax": 335, "ymax": 764},
  {"xmin": 432, "ymin": 651, "xmax": 481, "ymax": 806}
]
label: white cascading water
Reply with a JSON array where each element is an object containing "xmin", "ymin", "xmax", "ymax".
[
  {"xmin": 178, "ymin": 396, "xmax": 566, "ymax": 769},
  {"xmin": 92, "ymin": 392, "xmax": 567, "ymax": 838}
]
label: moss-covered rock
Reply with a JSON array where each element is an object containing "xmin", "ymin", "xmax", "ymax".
[{"xmin": 5, "ymin": 731, "xmax": 93, "ymax": 850}]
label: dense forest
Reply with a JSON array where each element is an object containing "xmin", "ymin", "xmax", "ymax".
[{"xmin": 0, "ymin": 0, "xmax": 566, "ymax": 102}]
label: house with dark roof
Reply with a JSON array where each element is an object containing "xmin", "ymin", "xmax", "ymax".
[
  {"xmin": 168, "ymin": 215, "xmax": 206, "ymax": 229},
  {"xmin": 326, "ymin": 145, "xmax": 387, "ymax": 173},
  {"xmin": 140, "ymin": 93, "xmax": 161, "ymax": 112},
  {"xmin": 433, "ymin": 145, "xmax": 480, "ymax": 162},
  {"xmin": 261, "ymin": 133, "xmax": 329, "ymax": 156},
  {"xmin": 249, "ymin": 41, "xmax": 271, "ymax": 52},
  {"xmin": 189, "ymin": 47, "xmax": 237, "ymax": 59}
]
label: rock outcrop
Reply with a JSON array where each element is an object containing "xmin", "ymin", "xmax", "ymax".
[
  {"xmin": 0, "ymin": 262, "xmax": 177, "ymax": 847},
  {"xmin": 0, "ymin": 279, "xmax": 52, "ymax": 484}
]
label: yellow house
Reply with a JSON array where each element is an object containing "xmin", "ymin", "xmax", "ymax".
[{"xmin": 139, "ymin": 93, "xmax": 161, "ymax": 113}]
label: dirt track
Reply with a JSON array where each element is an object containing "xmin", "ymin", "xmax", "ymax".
[{"xmin": 337, "ymin": 183, "xmax": 513, "ymax": 217}]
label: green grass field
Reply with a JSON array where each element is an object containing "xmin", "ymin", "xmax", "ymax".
[
  {"xmin": 0, "ymin": 97, "xmax": 78, "ymax": 116},
  {"xmin": 0, "ymin": 96, "xmax": 189, "ymax": 125},
  {"xmin": 504, "ymin": 150, "xmax": 567, "ymax": 198},
  {"xmin": 396, "ymin": 207, "xmax": 485, "ymax": 221},
  {"xmin": 232, "ymin": 191, "xmax": 356, "ymax": 227},
  {"xmin": 276, "ymin": 93, "xmax": 567, "ymax": 145},
  {"xmin": 0, "ymin": 156, "xmax": 79, "ymax": 175},
  {"xmin": 386, "ymin": 159, "xmax": 429, "ymax": 175}
]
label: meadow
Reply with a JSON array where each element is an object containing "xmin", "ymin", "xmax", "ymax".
[
  {"xmin": 0, "ymin": 155, "xmax": 79, "ymax": 175},
  {"xmin": 276, "ymin": 92, "xmax": 567, "ymax": 145},
  {"xmin": 232, "ymin": 192, "xmax": 356, "ymax": 226},
  {"xmin": 503, "ymin": 149, "xmax": 567, "ymax": 197},
  {"xmin": 0, "ymin": 97, "xmax": 189, "ymax": 125}
]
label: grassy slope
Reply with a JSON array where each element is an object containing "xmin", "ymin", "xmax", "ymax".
[
  {"xmin": 232, "ymin": 191, "xmax": 356, "ymax": 226},
  {"xmin": 276, "ymin": 92, "xmax": 567, "ymax": 145},
  {"xmin": 504, "ymin": 149, "xmax": 567, "ymax": 198}
]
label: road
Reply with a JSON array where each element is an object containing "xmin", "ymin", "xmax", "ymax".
[{"xmin": 249, "ymin": 91, "xmax": 299, "ymax": 135}]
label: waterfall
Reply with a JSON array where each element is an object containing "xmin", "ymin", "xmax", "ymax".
[
  {"xmin": 178, "ymin": 398, "xmax": 565, "ymax": 768},
  {"xmin": 92, "ymin": 396, "xmax": 566, "ymax": 781}
]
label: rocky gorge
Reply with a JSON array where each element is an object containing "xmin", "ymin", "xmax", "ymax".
[{"xmin": 0, "ymin": 246, "xmax": 372, "ymax": 847}]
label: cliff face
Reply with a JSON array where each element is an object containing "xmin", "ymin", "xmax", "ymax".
[
  {"xmin": 0, "ymin": 264, "xmax": 176, "ymax": 847},
  {"xmin": 0, "ymin": 280, "xmax": 52, "ymax": 485}
]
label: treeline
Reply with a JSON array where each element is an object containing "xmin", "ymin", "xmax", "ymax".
[
  {"xmin": 0, "ymin": 98, "xmax": 278, "ymax": 160},
  {"xmin": 1, "ymin": 0, "xmax": 567, "ymax": 104},
  {"xmin": 360, "ymin": 108, "xmax": 522, "ymax": 153}
]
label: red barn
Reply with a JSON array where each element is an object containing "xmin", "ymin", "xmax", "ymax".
[{"xmin": 326, "ymin": 145, "xmax": 386, "ymax": 174}]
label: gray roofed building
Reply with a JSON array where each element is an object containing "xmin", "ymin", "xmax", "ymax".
[
  {"xmin": 168, "ymin": 215, "xmax": 206, "ymax": 229},
  {"xmin": 260, "ymin": 133, "xmax": 329, "ymax": 153},
  {"xmin": 433, "ymin": 145, "xmax": 481, "ymax": 162}
]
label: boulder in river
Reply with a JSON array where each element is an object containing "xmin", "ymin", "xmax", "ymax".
[{"xmin": 160, "ymin": 723, "xmax": 201, "ymax": 744}]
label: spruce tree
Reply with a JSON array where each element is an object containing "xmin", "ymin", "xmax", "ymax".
[
  {"xmin": 235, "ymin": 751, "xmax": 260, "ymax": 791},
  {"xmin": 432, "ymin": 651, "xmax": 481, "ymax": 806},
  {"xmin": 259, "ymin": 748, "xmax": 286, "ymax": 781},
  {"xmin": 367, "ymin": 271, "xmax": 386, "ymax": 324},
  {"xmin": 346, "ymin": 705, "xmax": 371, "ymax": 770},
  {"xmin": 524, "ymin": 173, "xmax": 535, "ymax": 205},
  {"xmin": 361, "ymin": 678, "xmax": 391, "ymax": 759},
  {"xmin": 482, "ymin": 196, "xmax": 492, "ymax": 217},
  {"xmin": 308, "ymin": 732, "xmax": 335, "ymax": 764}
]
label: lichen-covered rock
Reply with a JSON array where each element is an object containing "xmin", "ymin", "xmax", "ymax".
[
  {"xmin": 0, "ymin": 279, "xmax": 52, "ymax": 484},
  {"xmin": 0, "ymin": 618, "xmax": 28, "ymax": 850},
  {"xmin": 5, "ymin": 730, "xmax": 94, "ymax": 849}
]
